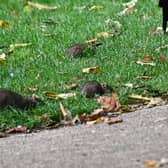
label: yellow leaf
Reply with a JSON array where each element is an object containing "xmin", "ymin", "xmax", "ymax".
[
  {"xmin": 43, "ymin": 91, "xmax": 57, "ymax": 99},
  {"xmin": 43, "ymin": 91, "xmax": 76, "ymax": 100},
  {"xmin": 59, "ymin": 102, "xmax": 72, "ymax": 121},
  {"xmin": 97, "ymin": 32, "xmax": 114, "ymax": 38},
  {"xmin": 9, "ymin": 43, "xmax": 32, "ymax": 50},
  {"xmin": 82, "ymin": 66, "xmax": 101, "ymax": 74},
  {"xmin": 144, "ymin": 160, "xmax": 160, "ymax": 168},
  {"xmin": 27, "ymin": 1, "xmax": 58, "ymax": 10},
  {"xmin": 118, "ymin": 5, "xmax": 137, "ymax": 16},
  {"xmin": 89, "ymin": 5, "xmax": 104, "ymax": 11},
  {"xmin": 128, "ymin": 94, "xmax": 164, "ymax": 107},
  {"xmin": 57, "ymin": 93, "xmax": 76, "ymax": 99},
  {"xmin": 24, "ymin": 5, "xmax": 33, "ymax": 12},
  {"xmin": 136, "ymin": 60, "xmax": 156, "ymax": 66},
  {"xmin": 85, "ymin": 38, "xmax": 98, "ymax": 44},
  {"xmin": 0, "ymin": 53, "xmax": 7, "ymax": 64},
  {"xmin": 0, "ymin": 20, "xmax": 13, "ymax": 28},
  {"xmin": 86, "ymin": 118, "xmax": 101, "ymax": 125}
]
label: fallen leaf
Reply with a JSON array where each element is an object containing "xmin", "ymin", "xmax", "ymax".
[
  {"xmin": 136, "ymin": 60, "xmax": 156, "ymax": 66},
  {"xmin": 86, "ymin": 118, "xmax": 101, "ymax": 125},
  {"xmin": 46, "ymin": 120, "xmax": 74, "ymax": 129},
  {"xmin": 97, "ymin": 95, "xmax": 121, "ymax": 112},
  {"xmin": 9, "ymin": 43, "xmax": 32, "ymax": 51},
  {"xmin": 27, "ymin": 1, "xmax": 58, "ymax": 10},
  {"xmin": 85, "ymin": 38, "xmax": 98, "ymax": 44},
  {"xmin": 6, "ymin": 125, "xmax": 28, "ymax": 134},
  {"xmin": 89, "ymin": 5, "xmax": 104, "ymax": 11},
  {"xmin": 143, "ymin": 55, "xmax": 153, "ymax": 61},
  {"xmin": 118, "ymin": 5, "xmax": 137, "ymax": 16},
  {"xmin": 128, "ymin": 94, "xmax": 164, "ymax": 107},
  {"xmin": 43, "ymin": 91, "xmax": 57, "ymax": 99},
  {"xmin": 0, "ymin": 20, "xmax": 13, "ymax": 28},
  {"xmin": 144, "ymin": 160, "xmax": 160, "ymax": 168},
  {"xmin": 105, "ymin": 19, "xmax": 122, "ymax": 34},
  {"xmin": 97, "ymin": 32, "xmax": 114, "ymax": 38},
  {"xmin": 63, "ymin": 83, "xmax": 78, "ymax": 90},
  {"xmin": 79, "ymin": 109, "xmax": 105, "ymax": 123},
  {"xmin": 123, "ymin": 83, "xmax": 134, "ymax": 88},
  {"xmin": 156, "ymin": 44, "xmax": 168, "ymax": 52},
  {"xmin": 159, "ymin": 55, "xmax": 167, "ymax": 62},
  {"xmin": 149, "ymin": 27, "xmax": 168, "ymax": 35},
  {"xmin": 82, "ymin": 66, "xmax": 101, "ymax": 74},
  {"xmin": 137, "ymin": 75, "xmax": 153, "ymax": 80},
  {"xmin": 104, "ymin": 117, "xmax": 123, "ymax": 125},
  {"xmin": 0, "ymin": 132, "xmax": 8, "ymax": 138},
  {"xmin": 40, "ymin": 114, "xmax": 50, "ymax": 122},
  {"xmin": 27, "ymin": 86, "xmax": 39, "ymax": 92},
  {"xmin": 59, "ymin": 102, "xmax": 72, "ymax": 121},
  {"xmin": 122, "ymin": 0, "xmax": 138, "ymax": 7},
  {"xmin": 57, "ymin": 93, "xmax": 76, "ymax": 99},
  {"xmin": 0, "ymin": 53, "xmax": 7, "ymax": 64}
]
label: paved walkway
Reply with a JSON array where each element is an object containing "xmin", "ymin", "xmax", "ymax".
[{"xmin": 0, "ymin": 105, "xmax": 168, "ymax": 168}]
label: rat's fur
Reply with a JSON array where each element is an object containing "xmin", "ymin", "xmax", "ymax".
[
  {"xmin": 81, "ymin": 81, "xmax": 113, "ymax": 98},
  {"xmin": 0, "ymin": 89, "xmax": 40, "ymax": 110}
]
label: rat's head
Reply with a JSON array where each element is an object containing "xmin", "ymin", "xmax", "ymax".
[
  {"xmin": 26, "ymin": 95, "xmax": 44, "ymax": 109},
  {"xmin": 101, "ymin": 83, "xmax": 113, "ymax": 94}
]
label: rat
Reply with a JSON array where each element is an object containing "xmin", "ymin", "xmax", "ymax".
[
  {"xmin": 81, "ymin": 81, "xmax": 113, "ymax": 98},
  {"xmin": 0, "ymin": 89, "xmax": 42, "ymax": 110},
  {"xmin": 65, "ymin": 42, "xmax": 102, "ymax": 58},
  {"xmin": 159, "ymin": 0, "xmax": 168, "ymax": 33}
]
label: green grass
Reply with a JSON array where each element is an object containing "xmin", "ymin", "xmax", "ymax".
[{"xmin": 0, "ymin": 0, "xmax": 168, "ymax": 131}]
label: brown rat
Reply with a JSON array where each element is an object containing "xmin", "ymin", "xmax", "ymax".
[
  {"xmin": 81, "ymin": 81, "xmax": 113, "ymax": 98},
  {"xmin": 65, "ymin": 42, "xmax": 102, "ymax": 58},
  {"xmin": 0, "ymin": 89, "xmax": 42, "ymax": 110}
]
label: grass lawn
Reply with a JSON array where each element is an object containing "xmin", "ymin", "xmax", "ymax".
[{"xmin": 0, "ymin": 0, "xmax": 168, "ymax": 131}]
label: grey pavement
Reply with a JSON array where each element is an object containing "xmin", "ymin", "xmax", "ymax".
[{"xmin": 0, "ymin": 105, "xmax": 168, "ymax": 168}]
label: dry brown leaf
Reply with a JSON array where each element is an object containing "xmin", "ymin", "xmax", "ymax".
[
  {"xmin": 59, "ymin": 102, "xmax": 72, "ymax": 121},
  {"xmin": 27, "ymin": 1, "xmax": 58, "ymax": 10},
  {"xmin": 86, "ymin": 118, "xmax": 101, "ymax": 125},
  {"xmin": 79, "ymin": 108, "xmax": 105, "ymax": 123},
  {"xmin": 0, "ymin": 132, "xmax": 8, "ymax": 138},
  {"xmin": 136, "ymin": 60, "xmax": 156, "ymax": 66},
  {"xmin": 0, "ymin": 20, "xmax": 13, "ymax": 28},
  {"xmin": 104, "ymin": 117, "xmax": 123, "ymax": 125},
  {"xmin": 144, "ymin": 160, "xmax": 160, "ymax": 168},
  {"xmin": 144, "ymin": 55, "xmax": 153, "ymax": 61},
  {"xmin": 118, "ymin": 5, "xmax": 137, "ymax": 16},
  {"xmin": 159, "ymin": 55, "xmax": 167, "ymax": 62},
  {"xmin": 6, "ymin": 126, "xmax": 28, "ymax": 134},
  {"xmin": 40, "ymin": 114, "xmax": 50, "ymax": 122},
  {"xmin": 82, "ymin": 66, "xmax": 101, "ymax": 74},
  {"xmin": 97, "ymin": 95, "xmax": 121, "ymax": 112}
]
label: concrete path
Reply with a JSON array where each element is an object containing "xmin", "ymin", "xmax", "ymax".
[{"xmin": 0, "ymin": 105, "xmax": 168, "ymax": 168}]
